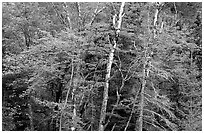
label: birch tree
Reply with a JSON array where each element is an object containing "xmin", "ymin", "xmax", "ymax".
[
  {"xmin": 98, "ymin": 2, "xmax": 125, "ymax": 131},
  {"xmin": 138, "ymin": 2, "xmax": 165, "ymax": 131}
]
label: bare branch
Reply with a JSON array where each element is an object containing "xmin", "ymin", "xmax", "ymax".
[
  {"xmin": 51, "ymin": 3, "xmax": 68, "ymax": 28},
  {"xmin": 89, "ymin": 5, "xmax": 106, "ymax": 26},
  {"xmin": 62, "ymin": 3, "xmax": 72, "ymax": 29},
  {"xmin": 76, "ymin": 2, "xmax": 81, "ymax": 18}
]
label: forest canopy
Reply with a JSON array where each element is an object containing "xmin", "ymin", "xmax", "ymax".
[{"xmin": 2, "ymin": 2, "xmax": 202, "ymax": 131}]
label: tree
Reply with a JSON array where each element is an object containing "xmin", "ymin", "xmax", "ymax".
[
  {"xmin": 98, "ymin": 2, "xmax": 125, "ymax": 131},
  {"xmin": 2, "ymin": 2, "xmax": 202, "ymax": 131}
]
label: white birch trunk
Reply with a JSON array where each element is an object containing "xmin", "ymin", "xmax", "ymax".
[
  {"xmin": 98, "ymin": 2, "xmax": 125, "ymax": 131},
  {"xmin": 71, "ymin": 62, "xmax": 80, "ymax": 130},
  {"xmin": 153, "ymin": 5, "xmax": 159, "ymax": 38},
  {"xmin": 59, "ymin": 59, "xmax": 74, "ymax": 131},
  {"xmin": 138, "ymin": 3, "xmax": 161, "ymax": 130}
]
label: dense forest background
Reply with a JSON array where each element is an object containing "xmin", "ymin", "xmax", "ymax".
[{"xmin": 2, "ymin": 2, "xmax": 202, "ymax": 131}]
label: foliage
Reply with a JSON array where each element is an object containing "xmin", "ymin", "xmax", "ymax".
[{"xmin": 2, "ymin": 2, "xmax": 202, "ymax": 131}]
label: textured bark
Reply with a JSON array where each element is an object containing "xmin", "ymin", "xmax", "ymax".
[
  {"xmin": 98, "ymin": 2, "xmax": 125, "ymax": 131},
  {"xmin": 76, "ymin": 2, "xmax": 81, "ymax": 19},
  {"xmin": 138, "ymin": 3, "xmax": 161, "ymax": 130},
  {"xmin": 153, "ymin": 2, "xmax": 163, "ymax": 38},
  {"xmin": 24, "ymin": 31, "xmax": 30, "ymax": 49},
  {"xmin": 153, "ymin": 8, "xmax": 159, "ymax": 27},
  {"xmin": 76, "ymin": 2, "xmax": 82, "ymax": 30},
  {"xmin": 98, "ymin": 36, "xmax": 115, "ymax": 131},
  {"xmin": 71, "ymin": 62, "xmax": 80, "ymax": 131},
  {"xmin": 28, "ymin": 102, "xmax": 34, "ymax": 131},
  {"xmin": 138, "ymin": 42, "xmax": 150, "ymax": 130},
  {"xmin": 138, "ymin": 64, "xmax": 147, "ymax": 131},
  {"xmin": 59, "ymin": 59, "xmax": 74, "ymax": 131},
  {"xmin": 153, "ymin": 5, "xmax": 159, "ymax": 38},
  {"xmin": 125, "ymin": 83, "xmax": 141, "ymax": 131}
]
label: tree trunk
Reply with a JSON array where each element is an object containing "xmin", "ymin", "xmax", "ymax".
[
  {"xmin": 28, "ymin": 101, "xmax": 34, "ymax": 131},
  {"xmin": 71, "ymin": 63, "xmax": 80, "ymax": 131},
  {"xmin": 138, "ymin": 3, "xmax": 161, "ymax": 130},
  {"xmin": 153, "ymin": 2, "xmax": 162, "ymax": 38},
  {"xmin": 59, "ymin": 59, "xmax": 74, "ymax": 131},
  {"xmin": 98, "ymin": 2, "xmax": 125, "ymax": 131},
  {"xmin": 137, "ymin": 44, "xmax": 151, "ymax": 131}
]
